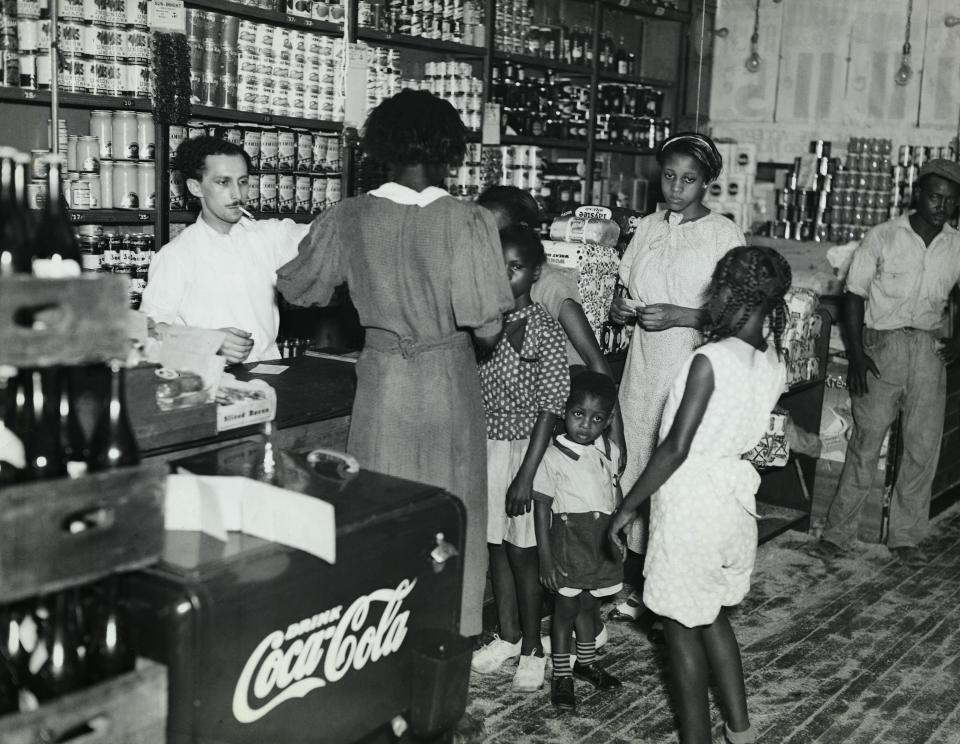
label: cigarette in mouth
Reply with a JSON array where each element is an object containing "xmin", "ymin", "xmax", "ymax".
[{"xmin": 239, "ymin": 206, "xmax": 256, "ymax": 220}]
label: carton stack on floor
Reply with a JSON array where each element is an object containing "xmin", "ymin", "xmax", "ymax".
[{"xmin": 705, "ymin": 142, "xmax": 757, "ymax": 235}]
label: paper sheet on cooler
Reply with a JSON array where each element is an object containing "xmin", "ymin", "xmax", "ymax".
[{"xmin": 164, "ymin": 473, "xmax": 337, "ymax": 563}]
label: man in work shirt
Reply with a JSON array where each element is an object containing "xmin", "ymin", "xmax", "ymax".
[
  {"xmin": 819, "ymin": 159, "xmax": 960, "ymax": 566},
  {"xmin": 141, "ymin": 136, "xmax": 309, "ymax": 363}
]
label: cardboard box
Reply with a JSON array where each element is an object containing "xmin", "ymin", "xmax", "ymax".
[
  {"xmin": 730, "ymin": 143, "xmax": 758, "ymax": 175},
  {"xmin": 216, "ymin": 378, "xmax": 277, "ymax": 432}
]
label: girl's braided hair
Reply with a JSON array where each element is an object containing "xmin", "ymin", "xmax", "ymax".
[{"xmin": 705, "ymin": 245, "xmax": 793, "ymax": 355}]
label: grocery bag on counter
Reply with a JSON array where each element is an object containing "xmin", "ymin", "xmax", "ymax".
[{"xmin": 543, "ymin": 239, "xmax": 619, "ymax": 341}]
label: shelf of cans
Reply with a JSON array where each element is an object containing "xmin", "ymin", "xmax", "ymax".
[
  {"xmin": 0, "ymin": 0, "xmax": 151, "ymax": 97},
  {"xmin": 357, "ymin": 0, "xmax": 486, "ymax": 47},
  {"xmin": 388, "ymin": 60, "xmax": 482, "ymax": 131},
  {"xmin": 770, "ymin": 137, "xmax": 959, "ymax": 243},
  {"xmin": 77, "ymin": 224, "xmax": 156, "ymax": 307},
  {"xmin": 169, "ymin": 121, "xmax": 342, "ymax": 215},
  {"xmin": 186, "ymin": 7, "xmax": 346, "ymax": 119},
  {"xmin": 27, "ymin": 111, "xmax": 157, "ymax": 215}
]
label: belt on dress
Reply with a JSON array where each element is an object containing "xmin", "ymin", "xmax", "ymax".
[
  {"xmin": 874, "ymin": 326, "xmax": 937, "ymax": 334},
  {"xmin": 364, "ymin": 328, "xmax": 468, "ymax": 359}
]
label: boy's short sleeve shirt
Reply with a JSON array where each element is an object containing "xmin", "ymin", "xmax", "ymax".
[{"xmin": 533, "ymin": 435, "xmax": 619, "ymax": 515}]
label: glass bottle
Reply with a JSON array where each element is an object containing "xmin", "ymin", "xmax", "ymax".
[
  {"xmin": 29, "ymin": 593, "xmax": 84, "ymax": 701},
  {"xmin": 0, "ymin": 369, "xmax": 22, "ymax": 486},
  {"xmin": 32, "ymin": 153, "xmax": 81, "ymax": 274},
  {"xmin": 0, "ymin": 148, "xmax": 32, "ymax": 275},
  {"xmin": 87, "ymin": 577, "xmax": 134, "ymax": 681},
  {"xmin": 58, "ymin": 367, "xmax": 87, "ymax": 478},
  {"xmin": 570, "ymin": 25, "xmax": 584, "ymax": 64},
  {"xmin": 615, "ymin": 36, "xmax": 629, "ymax": 76},
  {"xmin": 21, "ymin": 369, "xmax": 67, "ymax": 481},
  {"xmin": 87, "ymin": 361, "xmax": 140, "ymax": 472}
]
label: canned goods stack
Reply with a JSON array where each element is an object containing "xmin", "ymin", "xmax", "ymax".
[
  {"xmin": 401, "ymin": 61, "xmax": 483, "ymax": 131},
  {"xmin": 494, "ymin": 0, "xmax": 532, "ymax": 55},
  {"xmin": 281, "ymin": 0, "xmax": 345, "ymax": 24},
  {"xmin": 186, "ymin": 10, "xmax": 348, "ymax": 121},
  {"xmin": 495, "ymin": 144, "xmax": 541, "ymax": 195},
  {"xmin": 169, "ymin": 122, "xmax": 341, "ymax": 215},
  {"xmin": 822, "ymin": 137, "xmax": 896, "ymax": 243},
  {"xmin": 364, "ymin": 46, "xmax": 401, "ymax": 115},
  {"xmin": 894, "ymin": 142, "xmax": 959, "ymax": 213},
  {"xmin": 445, "ymin": 142, "xmax": 489, "ymax": 199},
  {"xmin": 6, "ymin": 0, "xmax": 151, "ymax": 95},
  {"xmin": 0, "ymin": 0, "xmax": 21, "ymax": 86},
  {"xmin": 75, "ymin": 224, "xmax": 156, "ymax": 307},
  {"xmin": 359, "ymin": 0, "xmax": 475, "ymax": 44}
]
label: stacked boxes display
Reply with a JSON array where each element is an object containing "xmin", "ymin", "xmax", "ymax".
[{"xmin": 704, "ymin": 141, "xmax": 756, "ymax": 234}]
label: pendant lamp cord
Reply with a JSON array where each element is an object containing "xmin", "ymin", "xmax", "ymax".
[{"xmin": 695, "ymin": 0, "xmax": 707, "ymax": 131}]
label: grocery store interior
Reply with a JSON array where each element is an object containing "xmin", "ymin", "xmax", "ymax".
[{"xmin": 1, "ymin": 0, "xmax": 959, "ymax": 742}]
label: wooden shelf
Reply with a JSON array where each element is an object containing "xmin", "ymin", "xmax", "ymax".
[
  {"xmin": 493, "ymin": 51, "xmax": 592, "ymax": 76},
  {"xmin": 190, "ymin": 105, "xmax": 343, "ymax": 131},
  {"xmin": 501, "ymin": 135, "xmax": 587, "ymax": 150},
  {"xmin": 0, "ymin": 86, "xmax": 151, "ymax": 111},
  {"xmin": 169, "ymin": 210, "xmax": 317, "ymax": 224},
  {"xmin": 783, "ymin": 377, "xmax": 827, "ymax": 396},
  {"xmin": 594, "ymin": 142, "xmax": 657, "ymax": 155},
  {"xmin": 185, "ymin": 0, "xmax": 344, "ymax": 33},
  {"xmin": 69, "ymin": 209, "xmax": 156, "ymax": 225},
  {"xmin": 358, "ymin": 28, "xmax": 485, "ymax": 56},
  {"xmin": 596, "ymin": 70, "xmax": 674, "ymax": 88}
]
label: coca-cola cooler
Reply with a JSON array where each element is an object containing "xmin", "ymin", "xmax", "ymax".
[{"xmin": 123, "ymin": 440, "xmax": 466, "ymax": 744}]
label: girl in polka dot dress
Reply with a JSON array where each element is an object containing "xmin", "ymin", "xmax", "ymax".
[
  {"xmin": 471, "ymin": 225, "xmax": 570, "ymax": 694},
  {"xmin": 608, "ymin": 246, "xmax": 791, "ymax": 744}
]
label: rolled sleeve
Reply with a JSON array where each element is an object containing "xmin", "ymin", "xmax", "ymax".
[
  {"xmin": 845, "ymin": 228, "xmax": 882, "ymax": 297},
  {"xmin": 532, "ymin": 458, "xmax": 556, "ymax": 505}
]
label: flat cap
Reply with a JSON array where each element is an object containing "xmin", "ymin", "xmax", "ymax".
[{"xmin": 919, "ymin": 158, "xmax": 960, "ymax": 187}]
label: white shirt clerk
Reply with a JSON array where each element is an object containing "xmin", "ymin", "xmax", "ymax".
[{"xmin": 141, "ymin": 215, "xmax": 310, "ymax": 362}]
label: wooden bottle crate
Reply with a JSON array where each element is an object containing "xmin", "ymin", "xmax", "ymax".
[
  {"xmin": 0, "ymin": 464, "xmax": 166, "ymax": 604},
  {"xmin": 0, "ymin": 659, "xmax": 167, "ymax": 744},
  {"xmin": 0, "ymin": 275, "xmax": 130, "ymax": 368}
]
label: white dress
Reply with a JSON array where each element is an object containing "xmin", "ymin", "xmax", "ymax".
[
  {"xmin": 642, "ymin": 338, "xmax": 785, "ymax": 628},
  {"xmin": 618, "ymin": 210, "xmax": 745, "ymax": 553}
]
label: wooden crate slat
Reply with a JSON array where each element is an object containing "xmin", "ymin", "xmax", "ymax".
[
  {"xmin": 0, "ymin": 660, "xmax": 166, "ymax": 744},
  {"xmin": 0, "ymin": 276, "xmax": 130, "ymax": 368},
  {"xmin": 0, "ymin": 463, "xmax": 167, "ymax": 604}
]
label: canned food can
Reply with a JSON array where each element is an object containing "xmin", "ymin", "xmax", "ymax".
[
  {"xmin": 113, "ymin": 161, "xmax": 139, "ymax": 209},
  {"xmin": 311, "ymin": 134, "xmax": 325, "ymax": 172},
  {"xmin": 18, "ymin": 52, "xmax": 36, "ymax": 89},
  {"xmin": 277, "ymin": 130, "xmax": 295, "ymax": 171},
  {"xmin": 311, "ymin": 175, "xmax": 327, "ymax": 212},
  {"xmin": 130, "ymin": 61, "xmax": 149, "ymax": 97},
  {"xmin": 92, "ymin": 23, "xmax": 117, "ymax": 58},
  {"xmin": 135, "ymin": 113, "xmax": 154, "ymax": 160},
  {"xmin": 89, "ymin": 110, "xmax": 112, "ymax": 158},
  {"xmin": 126, "ymin": 0, "xmax": 148, "ymax": 27},
  {"xmin": 61, "ymin": 0, "xmax": 85, "ymax": 19},
  {"xmin": 94, "ymin": 57, "xmax": 120, "ymax": 95},
  {"xmin": 99, "ymin": 159, "xmax": 114, "ymax": 208},
  {"xmin": 242, "ymin": 128, "xmax": 261, "ymax": 170},
  {"xmin": 294, "ymin": 174, "xmax": 311, "ymax": 213},
  {"xmin": 216, "ymin": 126, "xmax": 243, "ymax": 146},
  {"xmin": 17, "ymin": 18, "xmax": 38, "ymax": 52},
  {"xmin": 201, "ymin": 71, "xmax": 219, "ymax": 107},
  {"xmin": 245, "ymin": 173, "xmax": 260, "ymax": 211},
  {"xmin": 169, "ymin": 125, "xmax": 187, "ymax": 161},
  {"xmin": 323, "ymin": 137, "xmax": 340, "ymax": 171},
  {"xmin": 84, "ymin": 173, "xmax": 102, "ymax": 208},
  {"xmin": 260, "ymin": 129, "xmax": 279, "ymax": 171},
  {"xmin": 113, "ymin": 112, "xmax": 138, "ymax": 160},
  {"xmin": 221, "ymin": 47, "xmax": 238, "ymax": 76},
  {"xmin": 58, "ymin": 21, "xmax": 83, "ymax": 53},
  {"xmin": 278, "ymin": 173, "xmax": 295, "ymax": 213},
  {"xmin": 219, "ymin": 14, "xmax": 239, "ymax": 46},
  {"xmin": 325, "ymin": 176, "xmax": 340, "ymax": 205},
  {"xmin": 102, "ymin": 233, "xmax": 119, "ymax": 267},
  {"xmin": 295, "ymin": 132, "xmax": 313, "ymax": 172},
  {"xmin": 71, "ymin": 179, "xmax": 91, "ymax": 210},
  {"xmin": 123, "ymin": 27, "xmax": 150, "ymax": 61},
  {"xmin": 26, "ymin": 181, "xmax": 47, "ymax": 210},
  {"xmin": 137, "ymin": 162, "xmax": 155, "ymax": 208},
  {"xmin": 259, "ymin": 173, "xmax": 278, "ymax": 212},
  {"xmin": 169, "ymin": 169, "xmax": 186, "ymax": 210},
  {"xmin": 35, "ymin": 51, "xmax": 52, "ymax": 89},
  {"xmin": 218, "ymin": 75, "xmax": 237, "ymax": 109}
]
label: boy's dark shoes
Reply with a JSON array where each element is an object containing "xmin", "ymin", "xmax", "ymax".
[
  {"xmin": 891, "ymin": 546, "xmax": 929, "ymax": 567},
  {"xmin": 573, "ymin": 662, "xmax": 622, "ymax": 690},
  {"xmin": 551, "ymin": 676, "xmax": 576, "ymax": 710}
]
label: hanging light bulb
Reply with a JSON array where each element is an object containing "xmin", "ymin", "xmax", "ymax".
[
  {"xmin": 894, "ymin": 0, "xmax": 914, "ymax": 86},
  {"xmin": 894, "ymin": 42, "xmax": 913, "ymax": 86},
  {"xmin": 745, "ymin": 0, "xmax": 761, "ymax": 73}
]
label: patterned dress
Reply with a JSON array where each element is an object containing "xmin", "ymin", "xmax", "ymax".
[
  {"xmin": 618, "ymin": 210, "xmax": 745, "ymax": 553},
  {"xmin": 479, "ymin": 303, "xmax": 569, "ymax": 549},
  {"xmin": 642, "ymin": 338, "xmax": 785, "ymax": 628},
  {"xmin": 276, "ymin": 185, "xmax": 515, "ymax": 637}
]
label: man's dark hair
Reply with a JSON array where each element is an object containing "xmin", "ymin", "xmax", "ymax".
[
  {"xmin": 360, "ymin": 89, "xmax": 467, "ymax": 168},
  {"xmin": 174, "ymin": 135, "xmax": 251, "ymax": 182},
  {"xmin": 568, "ymin": 371, "xmax": 618, "ymax": 412}
]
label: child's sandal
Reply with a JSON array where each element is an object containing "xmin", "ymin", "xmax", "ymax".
[{"xmin": 724, "ymin": 723, "xmax": 756, "ymax": 744}]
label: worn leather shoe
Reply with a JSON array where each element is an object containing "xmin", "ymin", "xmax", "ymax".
[
  {"xmin": 891, "ymin": 546, "xmax": 929, "ymax": 567},
  {"xmin": 551, "ymin": 676, "xmax": 576, "ymax": 710},
  {"xmin": 573, "ymin": 661, "xmax": 622, "ymax": 690}
]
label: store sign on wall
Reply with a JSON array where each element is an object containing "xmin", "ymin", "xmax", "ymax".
[
  {"xmin": 147, "ymin": 0, "xmax": 185, "ymax": 34},
  {"xmin": 232, "ymin": 578, "xmax": 417, "ymax": 724}
]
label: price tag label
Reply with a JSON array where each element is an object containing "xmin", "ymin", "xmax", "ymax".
[
  {"xmin": 148, "ymin": 0, "xmax": 186, "ymax": 34},
  {"xmin": 481, "ymin": 103, "xmax": 501, "ymax": 146}
]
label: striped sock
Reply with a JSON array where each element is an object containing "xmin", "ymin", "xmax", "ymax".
[
  {"xmin": 576, "ymin": 641, "xmax": 596, "ymax": 667},
  {"xmin": 552, "ymin": 653, "xmax": 573, "ymax": 678}
]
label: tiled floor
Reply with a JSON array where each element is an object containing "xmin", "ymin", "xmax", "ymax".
[{"xmin": 467, "ymin": 503, "xmax": 960, "ymax": 743}]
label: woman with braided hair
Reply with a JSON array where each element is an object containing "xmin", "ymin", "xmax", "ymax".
[
  {"xmin": 608, "ymin": 245, "xmax": 791, "ymax": 744},
  {"xmin": 608, "ymin": 132, "xmax": 746, "ymax": 621}
]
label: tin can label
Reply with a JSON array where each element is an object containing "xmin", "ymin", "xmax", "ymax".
[
  {"xmin": 59, "ymin": 22, "xmax": 83, "ymax": 53},
  {"xmin": 123, "ymin": 28, "xmax": 149, "ymax": 61},
  {"xmin": 245, "ymin": 173, "xmax": 260, "ymax": 211},
  {"xmin": 295, "ymin": 132, "xmax": 313, "ymax": 172},
  {"xmin": 278, "ymin": 174, "xmax": 294, "ymax": 213},
  {"xmin": 169, "ymin": 125, "xmax": 187, "ymax": 160},
  {"xmin": 325, "ymin": 177, "xmax": 340, "ymax": 204},
  {"xmin": 260, "ymin": 173, "xmax": 278, "ymax": 212},
  {"xmin": 311, "ymin": 175, "xmax": 326, "ymax": 212},
  {"xmin": 169, "ymin": 170, "xmax": 186, "ymax": 209},
  {"xmin": 132, "ymin": 62, "xmax": 149, "ymax": 97},
  {"xmin": 260, "ymin": 131, "xmax": 279, "ymax": 171},
  {"xmin": 61, "ymin": 0, "xmax": 85, "ymax": 19},
  {"xmin": 294, "ymin": 175, "xmax": 311, "ymax": 213},
  {"xmin": 277, "ymin": 131, "xmax": 295, "ymax": 171},
  {"xmin": 242, "ymin": 129, "xmax": 261, "ymax": 169},
  {"xmin": 94, "ymin": 57, "xmax": 120, "ymax": 95}
]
